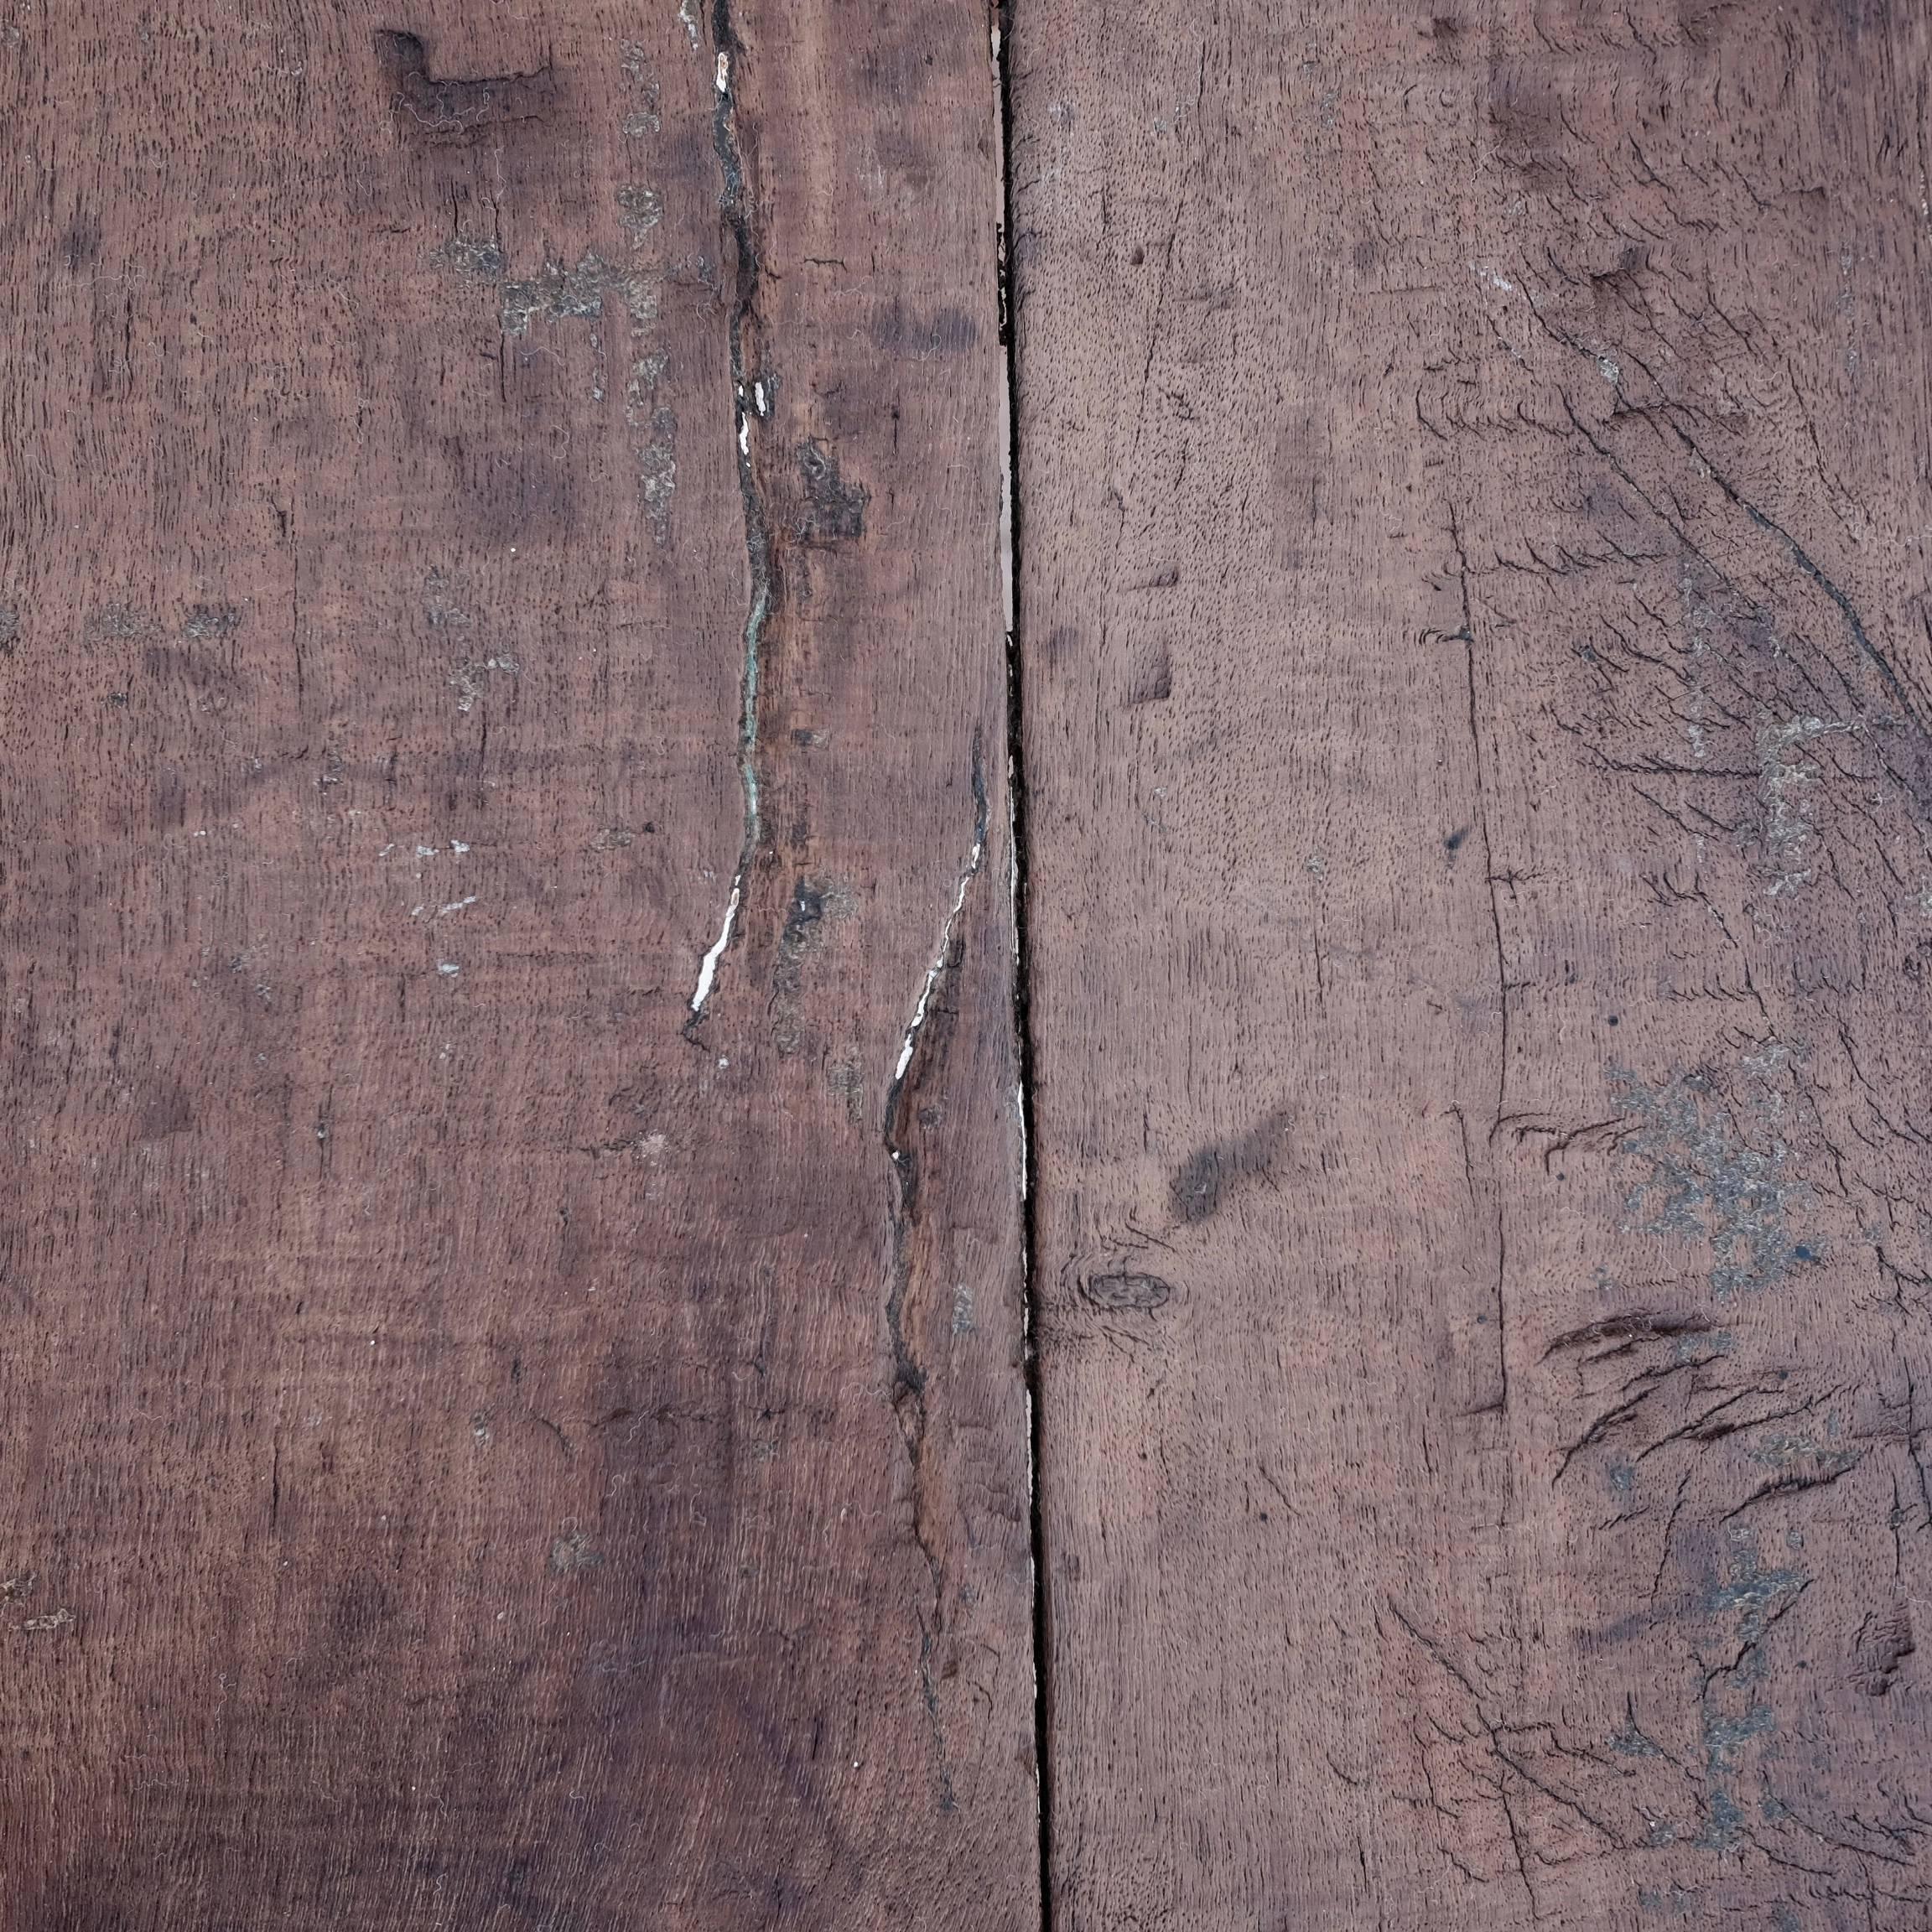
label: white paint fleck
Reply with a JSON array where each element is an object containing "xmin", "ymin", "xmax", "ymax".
[
  {"xmin": 1597, "ymin": 354, "xmax": 1621, "ymax": 386},
  {"xmin": 451, "ymin": 656, "xmax": 520, "ymax": 715},
  {"xmin": 678, "ymin": 0, "xmax": 700, "ymax": 49},
  {"xmin": 690, "ymin": 880, "xmax": 741, "ymax": 1014},
  {"xmin": 438, "ymin": 896, "xmax": 478, "ymax": 917},
  {"xmin": 893, "ymin": 836, "xmax": 984, "ymax": 1084},
  {"xmin": 451, "ymin": 839, "xmax": 470, "ymax": 854},
  {"xmin": 437, "ymin": 961, "xmax": 461, "ymax": 976},
  {"xmin": 715, "ymin": 50, "xmax": 730, "ymax": 94}
]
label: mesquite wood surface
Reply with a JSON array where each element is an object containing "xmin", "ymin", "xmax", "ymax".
[
  {"xmin": 0, "ymin": 3, "xmax": 1031, "ymax": 1927},
  {"xmin": 1014, "ymin": 3, "xmax": 1932, "ymax": 1928},
  {"xmin": 5, "ymin": 0, "xmax": 1930, "ymax": 1927}
]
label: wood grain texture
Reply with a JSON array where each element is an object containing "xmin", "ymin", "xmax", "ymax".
[
  {"xmin": 0, "ymin": 3, "xmax": 1031, "ymax": 1924},
  {"xmin": 1013, "ymin": 3, "xmax": 1932, "ymax": 1926}
]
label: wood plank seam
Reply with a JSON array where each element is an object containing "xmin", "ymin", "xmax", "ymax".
[{"xmin": 994, "ymin": 1, "xmax": 1056, "ymax": 1923}]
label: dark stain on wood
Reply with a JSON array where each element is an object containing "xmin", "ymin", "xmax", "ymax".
[
  {"xmin": 375, "ymin": 29, "xmax": 558, "ymax": 143},
  {"xmin": 1169, "ymin": 1109, "xmax": 1292, "ymax": 1225},
  {"xmin": 794, "ymin": 439, "xmax": 869, "ymax": 547}
]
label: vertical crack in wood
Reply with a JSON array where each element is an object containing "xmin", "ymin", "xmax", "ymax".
[
  {"xmin": 994, "ymin": 1, "xmax": 1053, "ymax": 1921},
  {"xmin": 881, "ymin": 736, "xmax": 989, "ymax": 1819},
  {"xmin": 687, "ymin": 0, "xmax": 772, "ymax": 1034},
  {"xmin": 885, "ymin": 748, "xmax": 989, "ymax": 1124},
  {"xmin": 1448, "ymin": 507, "xmax": 1510, "ymax": 1418}
]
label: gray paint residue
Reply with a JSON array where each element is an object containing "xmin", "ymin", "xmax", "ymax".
[
  {"xmin": 500, "ymin": 254, "xmax": 657, "ymax": 336},
  {"xmin": 1610, "ymin": 1062, "xmax": 1812, "ymax": 1297}
]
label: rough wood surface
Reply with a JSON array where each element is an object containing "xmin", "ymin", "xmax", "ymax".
[
  {"xmin": 1013, "ymin": 3, "xmax": 1932, "ymax": 1926},
  {"xmin": 0, "ymin": 3, "xmax": 1031, "ymax": 1924}
]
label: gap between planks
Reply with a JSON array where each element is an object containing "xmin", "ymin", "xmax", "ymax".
[{"xmin": 992, "ymin": 3, "xmax": 1054, "ymax": 1925}]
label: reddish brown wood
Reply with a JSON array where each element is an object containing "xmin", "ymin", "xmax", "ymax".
[
  {"xmin": 1014, "ymin": 3, "xmax": 1932, "ymax": 1925},
  {"xmin": 0, "ymin": 3, "xmax": 1031, "ymax": 1924}
]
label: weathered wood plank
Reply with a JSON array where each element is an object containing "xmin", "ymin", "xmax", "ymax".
[
  {"xmin": 0, "ymin": 3, "xmax": 1031, "ymax": 1922},
  {"xmin": 1013, "ymin": 3, "xmax": 1932, "ymax": 1924}
]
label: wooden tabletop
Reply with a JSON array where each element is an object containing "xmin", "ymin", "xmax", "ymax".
[{"xmin": 3, "ymin": 3, "xmax": 1927, "ymax": 1925}]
